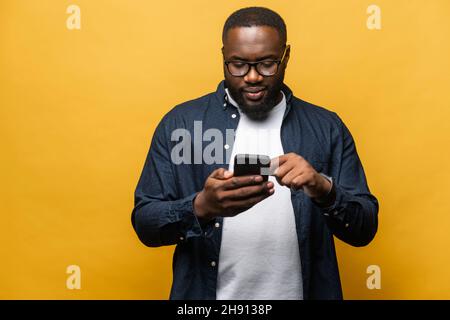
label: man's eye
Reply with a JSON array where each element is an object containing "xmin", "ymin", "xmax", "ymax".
[
  {"xmin": 261, "ymin": 61, "xmax": 275, "ymax": 67},
  {"xmin": 231, "ymin": 62, "xmax": 246, "ymax": 68}
]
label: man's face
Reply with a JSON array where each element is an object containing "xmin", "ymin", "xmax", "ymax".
[{"xmin": 222, "ymin": 26, "xmax": 290, "ymax": 120}]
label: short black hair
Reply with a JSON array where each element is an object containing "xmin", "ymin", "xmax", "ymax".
[{"xmin": 222, "ymin": 7, "xmax": 287, "ymax": 45}]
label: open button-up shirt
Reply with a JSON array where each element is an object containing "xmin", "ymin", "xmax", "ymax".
[{"xmin": 131, "ymin": 80, "xmax": 379, "ymax": 300}]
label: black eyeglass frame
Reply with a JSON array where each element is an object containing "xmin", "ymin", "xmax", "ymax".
[{"xmin": 223, "ymin": 45, "xmax": 289, "ymax": 77}]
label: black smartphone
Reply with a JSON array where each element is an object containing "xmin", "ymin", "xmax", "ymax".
[{"xmin": 233, "ymin": 154, "xmax": 271, "ymax": 182}]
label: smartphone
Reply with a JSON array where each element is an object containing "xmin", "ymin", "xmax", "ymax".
[{"xmin": 233, "ymin": 154, "xmax": 271, "ymax": 182}]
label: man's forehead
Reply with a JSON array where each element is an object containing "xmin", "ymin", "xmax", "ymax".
[{"xmin": 223, "ymin": 26, "xmax": 283, "ymax": 54}]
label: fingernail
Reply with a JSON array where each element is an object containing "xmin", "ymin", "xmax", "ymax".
[
  {"xmin": 267, "ymin": 182, "xmax": 274, "ymax": 188},
  {"xmin": 269, "ymin": 188, "xmax": 275, "ymax": 194},
  {"xmin": 255, "ymin": 176, "xmax": 263, "ymax": 182}
]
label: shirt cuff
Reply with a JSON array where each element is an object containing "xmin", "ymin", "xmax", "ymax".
[
  {"xmin": 318, "ymin": 183, "xmax": 348, "ymax": 224},
  {"xmin": 165, "ymin": 192, "xmax": 215, "ymax": 242}
]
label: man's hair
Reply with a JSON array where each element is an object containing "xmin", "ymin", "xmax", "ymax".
[{"xmin": 222, "ymin": 7, "xmax": 287, "ymax": 45}]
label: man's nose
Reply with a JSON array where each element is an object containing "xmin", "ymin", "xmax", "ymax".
[{"xmin": 244, "ymin": 65, "xmax": 264, "ymax": 83}]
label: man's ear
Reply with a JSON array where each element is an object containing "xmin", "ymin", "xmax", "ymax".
[{"xmin": 284, "ymin": 45, "xmax": 291, "ymax": 65}]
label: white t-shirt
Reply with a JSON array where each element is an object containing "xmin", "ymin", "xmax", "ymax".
[{"xmin": 216, "ymin": 89, "xmax": 303, "ymax": 300}]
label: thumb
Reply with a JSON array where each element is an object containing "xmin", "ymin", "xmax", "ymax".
[{"xmin": 210, "ymin": 168, "xmax": 233, "ymax": 180}]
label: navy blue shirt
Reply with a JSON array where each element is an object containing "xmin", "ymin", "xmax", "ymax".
[{"xmin": 131, "ymin": 80, "xmax": 378, "ymax": 300}]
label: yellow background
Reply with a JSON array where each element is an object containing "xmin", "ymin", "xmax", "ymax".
[{"xmin": 1, "ymin": 0, "xmax": 450, "ymax": 299}]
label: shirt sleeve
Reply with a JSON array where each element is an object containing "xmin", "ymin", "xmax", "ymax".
[
  {"xmin": 131, "ymin": 115, "xmax": 211, "ymax": 247},
  {"xmin": 314, "ymin": 115, "xmax": 379, "ymax": 247}
]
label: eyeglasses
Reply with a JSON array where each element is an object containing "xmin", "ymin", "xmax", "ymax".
[{"xmin": 224, "ymin": 45, "xmax": 288, "ymax": 77}]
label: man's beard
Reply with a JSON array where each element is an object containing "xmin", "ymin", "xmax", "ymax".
[{"xmin": 225, "ymin": 81, "xmax": 283, "ymax": 121}]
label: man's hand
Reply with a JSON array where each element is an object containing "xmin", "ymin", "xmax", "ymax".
[
  {"xmin": 194, "ymin": 168, "xmax": 274, "ymax": 221},
  {"xmin": 271, "ymin": 153, "xmax": 332, "ymax": 203}
]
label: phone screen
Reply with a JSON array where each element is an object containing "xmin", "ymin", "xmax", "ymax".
[{"xmin": 233, "ymin": 154, "xmax": 271, "ymax": 182}]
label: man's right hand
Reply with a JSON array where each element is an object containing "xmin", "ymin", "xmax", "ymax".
[{"xmin": 193, "ymin": 168, "xmax": 274, "ymax": 221}]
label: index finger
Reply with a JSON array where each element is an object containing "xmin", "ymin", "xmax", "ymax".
[
  {"xmin": 222, "ymin": 175, "xmax": 264, "ymax": 190},
  {"xmin": 269, "ymin": 155, "xmax": 288, "ymax": 174}
]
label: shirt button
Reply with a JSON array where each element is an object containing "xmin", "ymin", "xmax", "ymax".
[
  {"xmin": 323, "ymin": 213, "xmax": 330, "ymax": 217},
  {"xmin": 215, "ymin": 222, "xmax": 220, "ymax": 228},
  {"xmin": 345, "ymin": 223, "xmax": 349, "ymax": 228},
  {"xmin": 224, "ymin": 144, "xmax": 230, "ymax": 150},
  {"xmin": 211, "ymin": 261, "xmax": 216, "ymax": 267},
  {"xmin": 333, "ymin": 210, "xmax": 339, "ymax": 216},
  {"xmin": 231, "ymin": 114, "xmax": 237, "ymax": 119},
  {"xmin": 223, "ymin": 103, "xmax": 227, "ymax": 107},
  {"xmin": 179, "ymin": 236, "xmax": 184, "ymax": 241}
]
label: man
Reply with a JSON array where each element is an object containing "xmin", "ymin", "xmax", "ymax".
[{"xmin": 131, "ymin": 7, "xmax": 378, "ymax": 300}]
